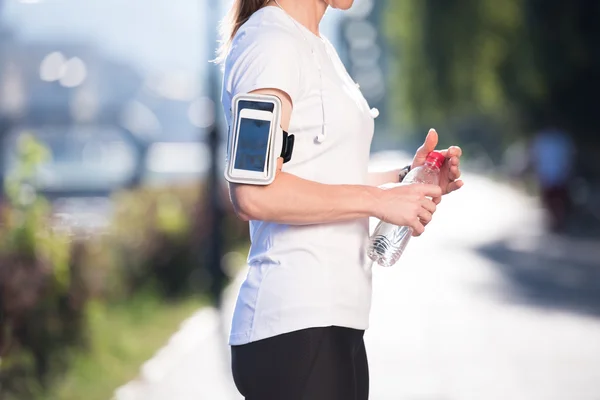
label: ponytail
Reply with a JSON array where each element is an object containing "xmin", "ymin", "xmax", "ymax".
[{"xmin": 216, "ymin": 0, "xmax": 270, "ymax": 63}]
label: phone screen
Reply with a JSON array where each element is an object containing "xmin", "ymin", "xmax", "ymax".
[
  {"xmin": 238, "ymin": 100, "xmax": 275, "ymax": 113},
  {"xmin": 234, "ymin": 117, "xmax": 271, "ymax": 172}
]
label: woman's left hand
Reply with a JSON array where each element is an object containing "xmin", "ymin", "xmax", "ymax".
[{"xmin": 411, "ymin": 129, "xmax": 464, "ymax": 196}]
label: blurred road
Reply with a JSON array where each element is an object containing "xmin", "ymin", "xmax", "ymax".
[
  {"xmin": 115, "ymin": 165, "xmax": 600, "ymax": 400},
  {"xmin": 367, "ymin": 173, "xmax": 600, "ymax": 400}
]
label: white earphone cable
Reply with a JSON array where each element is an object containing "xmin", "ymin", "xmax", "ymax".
[{"xmin": 272, "ymin": 0, "xmax": 327, "ymax": 143}]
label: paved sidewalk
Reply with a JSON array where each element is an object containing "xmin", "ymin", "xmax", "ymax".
[
  {"xmin": 114, "ymin": 306, "xmax": 240, "ymax": 400},
  {"xmin": 115, "ymin": 272, "xmax": 244, "ymax": 400},
  {"xmin": 115, "ymin": 168, "xmax": 600, "ymax": 400},
  {"xmin": 366, "ymin": 174, "xmax": 600, "ymax": 400}
]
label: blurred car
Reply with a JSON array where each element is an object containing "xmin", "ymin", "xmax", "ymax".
[{"xmin": 3, "ymin": 124, "xmax": 139, "ymax": 196}]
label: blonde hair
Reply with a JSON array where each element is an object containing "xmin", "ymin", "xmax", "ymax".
[{"xmin": 216, "ymin": 0, "xmax": 270, "ymax": 63}]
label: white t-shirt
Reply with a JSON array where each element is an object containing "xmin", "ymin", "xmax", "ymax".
[{"xmin": 221, "ymin": 6, "xmax": 375, "ymax": 346}]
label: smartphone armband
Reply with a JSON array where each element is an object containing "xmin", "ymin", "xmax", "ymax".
[{"xmin": 224, "ymin": 93, "xmax": 295, "ymax": 185}]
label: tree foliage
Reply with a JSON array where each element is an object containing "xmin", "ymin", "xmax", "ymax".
[{"xmin": 385, "ymin": 0, "xmax": 600, "ymax": 155}]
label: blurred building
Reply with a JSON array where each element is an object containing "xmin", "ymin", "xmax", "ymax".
[
  {"xmin": 0, "ymin": 39, "xmax": 215, "ymax": 193},
  {"xmin": 0, "ymin": 0, "xmax": 221, "ymax": 198},
  {"xmin": 0, "ymin": 37, "xmax": 147, "ymax": 196}
]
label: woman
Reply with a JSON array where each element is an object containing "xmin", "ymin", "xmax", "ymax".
[{"xmin": 219, "ymin": 1, "xmax": 464, "ymax": 399}]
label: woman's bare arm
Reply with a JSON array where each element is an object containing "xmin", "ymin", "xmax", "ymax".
[
  {"xmin": 367, "ymin": 170, "xmax": 402, "ymax": 187},
  {"xmin": 228, "ymin": 88, "xmax": 441, "ymax": 232}
]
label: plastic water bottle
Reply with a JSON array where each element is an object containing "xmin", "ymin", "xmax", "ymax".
[{"xmin": 368, "ymin": 151, "xmax": 446, "ymax": 267}]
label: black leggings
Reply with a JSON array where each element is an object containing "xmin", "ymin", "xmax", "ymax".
[{"xmin": 231, "ymin": 326, "xmax": 369, "ymax": 400}]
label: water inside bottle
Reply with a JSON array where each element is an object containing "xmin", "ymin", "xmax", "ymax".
[
  {"xmin": 367, "ymin": 223, "xmax": 413, "ymax": 267},
  {"xmin": 368, "ymin": 155, "xmax": 442, "ymax": 267}
]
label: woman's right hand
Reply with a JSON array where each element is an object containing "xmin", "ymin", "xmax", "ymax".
[{"xmin": 375, "ymin": 183, "xmax": 442, "ymax": 236}]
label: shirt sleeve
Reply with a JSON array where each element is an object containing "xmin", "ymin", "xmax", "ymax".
[{"xmin": 225, "ymin": 31, "xmax": 303, "ymax": 106}]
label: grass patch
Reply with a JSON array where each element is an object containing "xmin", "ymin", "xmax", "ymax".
[{"xmin": 46, "ymin": 293, "xmax": 205, "ymax": 400}]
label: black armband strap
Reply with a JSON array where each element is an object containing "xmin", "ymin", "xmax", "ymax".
[
  {"xmin": 399, "ymin": 165, "xmax": 411, "ymax": 182},
  {"xmin": 280, "ymin": 130, "xmax": 295, "ymax": 163}
]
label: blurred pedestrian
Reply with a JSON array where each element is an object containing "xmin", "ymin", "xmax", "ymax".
[
  {"xmin": 218, "ymin": 1, "xmax": 463, "ymax": 399},
  {"xmin": 531, "ymin": 124, "xmax": 575, "ymax": 233}
]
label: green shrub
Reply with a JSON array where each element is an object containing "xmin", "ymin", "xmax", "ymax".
[
  {"xmin": 86, "ymin": 183, "xmax": 248, "ymax": 302},
  {"xmin": 0, "ymin": 134, "xmax": 249, "ymax": 398},
  {"xmin": 46, "ymin": 293, "xmax": 205, "ymax": 400},
  {"xmin": 0, "ymin": 134, "xmax": 87, "ymax": 397}
]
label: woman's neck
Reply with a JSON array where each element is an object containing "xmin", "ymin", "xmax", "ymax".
[{"xmin": 270, "ymin": 0, "xmax": 327, "ymax": 37}]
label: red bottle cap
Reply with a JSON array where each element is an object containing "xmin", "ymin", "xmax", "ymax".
[{"xmin": 426, "ymin": 151, "xmax": 446, "ymax": 168}]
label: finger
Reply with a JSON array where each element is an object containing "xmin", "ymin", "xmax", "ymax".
[
  {"xmin": 418, "ymin": 209, "xmax": 433, "ymax": 225},
  {"xmin": 442, "ymin": 156, "xmax": 459, "ymax": 169},
  {"xmin": 416, "ymin": 129, "xmax": 439, "ymax": 157},
  {"xmin": 447, "ymin": 179, "xmax": 465, "ymax": 193},
  {"xmin": 411, "ymin": 220, "xmax": 425, "ymax": 237},
  {"xmin": 439, "ymin": 147, "xmax": 463, "ymax": 159},
  {"xmin": 450, "ymin": 165, "xmax": 461, "ymax": 180},
  {"xmin": 415, "ymin": 184, "xmax": 442, "ymax": 199},
  {"xmin": 420, "ymin": 198, "xmax": 437, "ymax": 214},
  {"xmin": 432, "ymin": 196, "xmax": 442, "ymax": 205},
  {"xmin": 447, "ymin": 146, "xmax": 462, "ymax": 158},
  {"xmin": 276, "ymin": 157, "xmax": 284, "ymax": 172}
]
